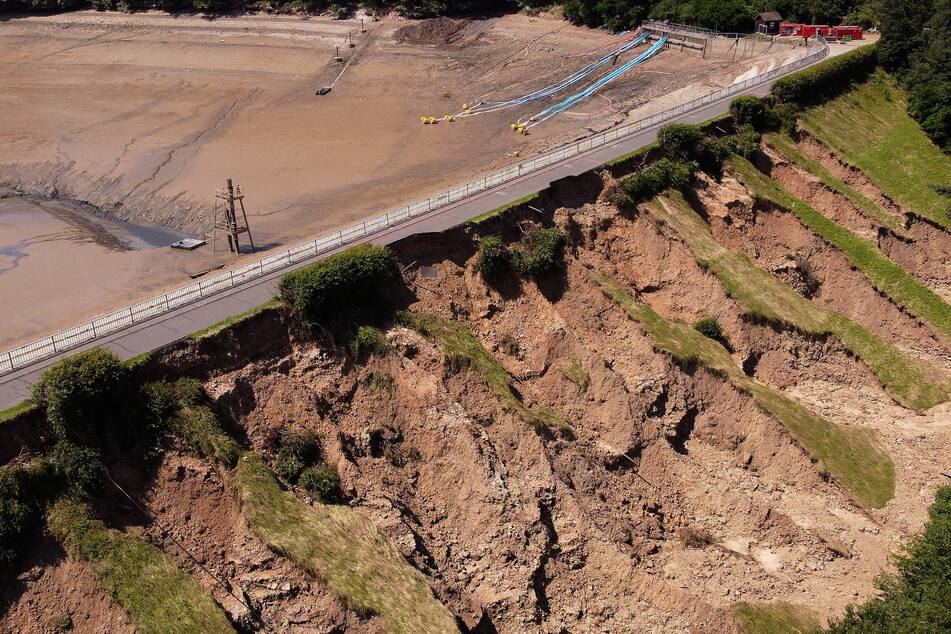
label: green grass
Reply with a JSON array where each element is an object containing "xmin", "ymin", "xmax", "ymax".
[
  {"xmin": 649, "ymin": 192, "xmax": 948, "ymax": 411},
  {"xmin": 188, "ymin": 300, "xmax": 280, "ymax": 341},
  {"xmin": 764, "ymin": 132, "xmax": 910, "ymax": 237},
  {"xmin": 734, "ymin": 601, "xmax": 822, "ymax": 634},
  {"xmin": 0, "ymin": 398, "xmax": 38, "ymax": 424},
  {"xmin": 798, "ymin": 73, "xmax": 951, "ymax": 230},
  {"xmin": 731, "ymin": 156, "xmax": 951, "ymax": 343},
  {"xmin": 468, "ymin": 193, "xmax": 540, "ymax": 224},
  {"xmin": 124, "ymin": 351, "xmax": 153, "ymax": 370},
  {"xmin": 562, "ymin": 359, "xmax": 590, "ymax": 390},
  {"xmin": 232, "ymin": 453, "xmax": 459, "ymax": 634},
  {"xmin": 594, "ymin": 269, "xmax": 895, "ymax": 508},
  {"xmin": 47, "ymin": 498, "xmax": 235, "ymax": 634},
  {"xmin": 399, "ymin": 311, "xmax": 575, "ymax": 439}
]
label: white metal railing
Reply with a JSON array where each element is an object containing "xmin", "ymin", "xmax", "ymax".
[{"xmin": 0, "ymin": 32, "xmax": 828, "ymax": 376}]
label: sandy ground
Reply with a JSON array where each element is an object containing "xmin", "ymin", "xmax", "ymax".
[{"xmin": 0, "ymin": 11, "xmax": 814, "ymax": 350}]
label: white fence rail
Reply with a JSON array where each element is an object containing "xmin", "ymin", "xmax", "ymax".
[{"xmin": 0, "ymin": 31, "xmax": 828, "ymax": 376}]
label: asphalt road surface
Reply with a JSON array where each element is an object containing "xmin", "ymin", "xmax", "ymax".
[{"xmin": 0, "ymin": 83, "xmax": 771, "ymax": 409}]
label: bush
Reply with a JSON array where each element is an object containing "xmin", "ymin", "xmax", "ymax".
[
  {"xmin": 32, "ymin": 348, "xmax": 128, "ymax": 442},
  {"xmin": 658, "ymin": 124, "xmax": 706, "ymax": 160},
  {"xmin": 511, "ymin": 228, "xmax": 567, "ymax": 277},
  {"xmin": 694, "ymin": 316, "xmax": 723, "ymax": 341},
  {"xmin": 726, "ymin": 124, "xmax": 763, "ymax": 161},
  {"xmin": 51, "ymin": 440, "xmax": 104, "ymax": 497},
  {"xmin": 476, "ymin": 235, "xmax": 509, "ymax": 280},
  {"xmin": 0, "ymin": 459, "xmax": 58, "ymax": 570},
  {"xmin": 366, "ymin": 372, "xmax": 394, "ymax": 392},
  {"xmin": 730, "ymin": 96, "xmax": 782, "ymax": 132},
  {"xmin": 613, "ymin": 158, "xmax": 695, "ymax": 208},
  {"xmin": 298, "ymin": 463, "xmax": 342, "ymax": 504},
  {"xmin": 771, "ymin": 44, "xmax": 879, "ymax": 107},
  {"xmin": 277, "ymin": 244, "xmax": 396, "ymax": 326},
  {"xmin": 275, "ymin": 430, "xmax": 321, "ymax": 484}
]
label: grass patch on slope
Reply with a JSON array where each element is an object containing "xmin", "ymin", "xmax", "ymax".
[
  {"xmin": 594, "ymin": 269, "xmax": 895, "ymax": 509},
  {"xmin": 0, "ymin": 398, "xmax": 38, "ymax": 424},
  {"xmin": 398, "ymin": 311, "xmax": 575, "ymax": 439},
  {"xmin": 734, "ymin": 601, "xmax": 822, "ymax": 634},
  {"xmin": 47, "ymin": 498, "xmax": 235, "ymax": 634},
  {"xmin": 798, "ymin": 73, "xmax": 951, "ymax": 230},
  {"xmin": 730, "ymin": 156, "xmax": 951, "ymax": 342},
  {"xmin": 764, "ymin": 132, "xmax": 909, "ymax": 237},
  {"xmin": 188, "ymin": 300, "xmax": 281, "ymax": 341},
  {"xmin": 232, "ymin": 453, "xmax": 458, "ymax": 634},
  {"xmin": 468, "ymin": 193, "xmax": 539, "ymax": 224},
  {"xmin": 172, "ymin": 405, "xmax": 457, "ymax": 634},
  {"xmin": 650, "ymin": 192, "xmax": 948, "ymax": 411}
]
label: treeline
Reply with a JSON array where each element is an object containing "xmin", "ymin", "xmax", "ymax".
[
  {"xmin": 878, "ymin": 0, "xmax": 951, "ymax": 152},
  {"xmin": 0, "ymin": 0, "xmax": 879, "ymax": 28},
  {"xmin": 562, "ymin": 0, "xmax": 882, "ymax": 34}
]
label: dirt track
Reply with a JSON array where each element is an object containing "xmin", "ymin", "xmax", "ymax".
[{"xmin": 0, "ymin": 11, "xmax": 810, "ymax": 349}]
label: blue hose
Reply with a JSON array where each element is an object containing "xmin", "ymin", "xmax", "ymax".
[{"xmin": 526, "ymin": 34, "xmax": 668, "ymax": 127}]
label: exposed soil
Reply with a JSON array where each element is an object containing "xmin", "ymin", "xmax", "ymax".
[
  {"xmin": 695, "ymin": 169, "xmax": 951, "ymax": 373},
  {"xmin": 764, "ymin": 142, "xmax": 951, "ymax": 304},
  {"xmin": 0, "ymin": 535, "xmax": 134, "ymax": 634},
  {"xmin": 6, "ymin": 102, "xmax": 951, "ymax": 633}
]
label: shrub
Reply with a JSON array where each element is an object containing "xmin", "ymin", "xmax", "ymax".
[
  {"xmin": 348, "ymin": 325, "xmax": 391, "ymax": 361},
  {"xmin": 32, "ymin": 348, "xmax": 128, "ymax": 442},
  {"xmin": 726, "ymin": 124, "xmax": 763, "ymax": 161},
  {"xmin": 771, "ymin": 44, "xmax": 879, "ymax": 107},
  {"xmin": 476, "ymin": 235, "xmax": 509, "ymax": 280},
  {"xmin": 366, "ymin": 372, "xmax": 394, "ymax": 392},
  {"xmin": 694, "ymin": 316, "xmax": 723, "ymax": 341},
  {"xmin": 613, "ymin": 158, "xmax": 695, "ymax": 208},
  {"xmin": 298, "ymin": 463, "xmax": 342, "ymax": 504},
  {"xmin": 52, "ymin": 441, "xmax": 104, "ymax": 498},
  {"xmin": 658, "ymin": 124, "xmax": 705, "ymax": 160},
  {"xmin": 277, "ymin": 244, "xmax": 396, "ymax": 326},
  {"xmin": 511, "ymin": 228, "xmax": 567, "ymax": 277},
  {"xmin": 275, "ymin": 430, "xmax": 321, "ymax": 484},
  {"xmin": 729, "ymin": 96, "xmax": 782, "ymax": 132},
  {"xmin": 0, "ymin": 459, "xmax": 58, "ymax": 570}
]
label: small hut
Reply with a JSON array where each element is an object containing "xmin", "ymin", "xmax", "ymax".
[{"xmin": 755, "ymin": 11, "xmax": 782, "ymax": 35}]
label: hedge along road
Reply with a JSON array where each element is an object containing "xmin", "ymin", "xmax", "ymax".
[{"xmin": 0, "ymin": 79, "xmax": 779, "ymax": 410}]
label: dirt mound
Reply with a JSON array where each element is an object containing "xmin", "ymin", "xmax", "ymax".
[{"xmin": 394, "ymin": 17, "xmax": 464, "ymax": 45}]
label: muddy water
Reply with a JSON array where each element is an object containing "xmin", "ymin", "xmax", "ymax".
[{"xmin": 0, "ymin": 197, "xmax": 221, "ymax": 351}]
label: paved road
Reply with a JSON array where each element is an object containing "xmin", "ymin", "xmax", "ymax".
[{"xmin": 0, "ymin": 83, "xmax": 770, "ymax": 410}]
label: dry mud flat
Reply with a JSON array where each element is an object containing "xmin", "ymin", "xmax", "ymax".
[{"xmin": 0, "ymin": 10, "xmax": 807, "ymax": 350}]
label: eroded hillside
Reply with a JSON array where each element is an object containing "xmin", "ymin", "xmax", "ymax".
[{"xmin": 3, "ymin": 73, "xmax": 951, "ymax": 633}]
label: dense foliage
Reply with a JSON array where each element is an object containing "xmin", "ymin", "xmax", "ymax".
[
  {"xmin": 613, "ymin": 158, "xmax": 695, "ymax": 208},
  {"xmin": 878, "ymin": 0, "xmax": 951, "ymax": 151},
  {"xmin": 475, "ymin": 228, "xmax": 567, "ymax": 282},
  {"xmin": 825, "ymin": 487, "xmax": 951, "ymax": 632},
  {"xmin": 511, "ymin": 227, "xmax": 567, "ymax": 277},
  {"xmin": 277, "ymin": 244, "xmax": 396, "ymax": 326},
  {"xmin": 770, "ymin": 43, "xmax": 879, "ymax": 107},
  {"xmin": 562, "ymin": 0, "xmax": 880, "ymax": 35}
]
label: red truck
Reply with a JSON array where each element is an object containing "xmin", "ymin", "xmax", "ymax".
[{"xmin": 780, "ymin": 23, "xmax": 862, "ymax": 39}]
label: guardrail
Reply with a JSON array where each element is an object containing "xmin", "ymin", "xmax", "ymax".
[
  {"xmin": 641, "ymin": 20, "xmax": 717, "ymax": 37},
  {"xmin": 0, "ymin": 33, "xmax": 828, "ymax": 376}
]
